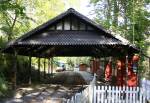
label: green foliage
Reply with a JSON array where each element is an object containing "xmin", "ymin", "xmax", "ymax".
[
  {"xmin": 66, "ymin": 57, "xmax": 91, "ymax": 69},
  {"xmin": 0, "ymin": 0, "xmax": 27, "ymax": 40},
  {"xmin": 0, "ymin": 0, "xmax": 82, "ymax": 88},
  {"xmin": 0, "ymin": 73, "xmax": 8, "ymax": 97},
  {"xmin": 90, "ymin": 0, "xmax": 150, "ymax": 78},
  {"xmin": 90, "ymin": 0, "xmax": 150, "ymax": 48}
]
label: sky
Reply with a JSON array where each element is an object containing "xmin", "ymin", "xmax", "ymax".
[
  {"xmin": 64, "ymin": 0, "xmax": 94, "ymax": 19},
  {"xmin": 79, "ymin": 0, "xmax": 92, "ymax": 17}
]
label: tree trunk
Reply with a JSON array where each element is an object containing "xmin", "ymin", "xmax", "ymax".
[
  {"xmin": 106, "ymin": 0, "xmax": 111, "ymax": 28},
  {"xmin": 8, "ymin": 13, "xmax": 17, "ymax": 41},
  {"xmin": 113, "ymin": 0, "xmax": 119, "ymax": 27},
  {"xmin": 122, "ymin": 0, "xmax": 128, "ymax": 37}
]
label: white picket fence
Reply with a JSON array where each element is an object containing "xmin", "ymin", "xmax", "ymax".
[
  {"xmin": 66, "ymin": 85, "xmax": 90, "ymax": 103},
  {"xmin": 94, "ymin": 86, "xmax": 146, "ymax": 103},
  {"xmin": 66, "ymin": 85, "xmax": 147, "ymax": 103},
  {"xmin": 141, "ymin": 79, "xmax": 150, "ymax": 100}
]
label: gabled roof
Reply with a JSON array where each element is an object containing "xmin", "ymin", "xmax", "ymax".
[
  {"xmin": 9, "ymin": 8, "xmax": 120, "ymax": 45},
  {"xmin": 2, "ymin": 8, "xmax": 139, "ymax": 57}
]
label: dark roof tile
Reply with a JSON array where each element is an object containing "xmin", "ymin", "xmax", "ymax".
[{"xmin": 16, "ymin": 31, "xmax": 123, "ymax": 45}]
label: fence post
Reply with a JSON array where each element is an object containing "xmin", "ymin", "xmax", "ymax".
[
  {"xmin": 89, "ymin": 84, "xmax": 92, "ymax": 103},
  {"xmin": 89, "ymin": 73, "xmax": 96, "ymax": 103}
]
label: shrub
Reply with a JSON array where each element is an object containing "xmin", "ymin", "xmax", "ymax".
[{"xmin": 0, "ymin": 73, "xmax": 8, "ymax": 97}]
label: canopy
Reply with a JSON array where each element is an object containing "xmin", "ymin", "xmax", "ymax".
[{"xmin": 2, "ymin": 8, "xmax": 139, "ymax": 57}]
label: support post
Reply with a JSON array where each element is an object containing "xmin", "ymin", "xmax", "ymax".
[
  {"xmin": 29, "ymin": 56, "xmax": 32, "ymax": 85},
  {"xmin": 44, "ymin": 59, "xmax": 46, "ymax": 79},
  {"xmin": 38, "ymin": 58, "xmax": 40, "ymax": 82},
  {"xmin": 48, "ymin": 58, "xmax": 50, "ymax": 74},
  {"xmin": 12, "ymin": 49, "xmax": 17, "ymax": 89},
  {"xmin": 125, "ymin": 55, "xmax": 128, "ymax": 86},
  {"xmin": 149, "ymin": 58, "xmax": 150, "ymax": 75},
  {"xmin": 51, "ymin": 57, "xmax": 53, "ymax": 74}
]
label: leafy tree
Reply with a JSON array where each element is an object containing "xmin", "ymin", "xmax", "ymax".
[
  {"xmin": 0, "ymin": 73, "xmax": 8, "ymax": 97},
  {"xmin": 0, "ymin": 0, "xmax": 81, "ymax": 88},
  {"xmin": 90, "ymin": 0, "xmax": 150, "ymax": 78},
  {"xmin": 90, "ymin": 0, "xmax": 150, "ymax": 48},
  {"xmin": 0, "ymin": 0, "xmax": 29, "ymax": 41}
]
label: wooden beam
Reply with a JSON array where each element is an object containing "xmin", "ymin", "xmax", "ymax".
[
  {"xmin": 34, "ymin": 46, "xmax": 53, "ymax": 56},
  {"xmin": 44, "ymin": 59, "xmax": 46, "ymax": 79},
  {"xmin": 24, "ymin": 46, "xmax": 38, "ymax": 53},
  {"xmin": 29, "ymin": 55, "xmax": 32, "ymax": 85},
  {"xmin": 38, "ymin": 57, "xmax": 41, "ymax": 82},
  {"xmin": 125, "ymin": 55, "xmax": 128, "ymax": 86},
  {"xmin": 48, "ymin": 58, "xmax": 50, "ymax": 74},
  {"xmin": 51, "ymin": 57, "xmax": 53, "ymax": 74},
  {"xmin": 33, "ymin": 46, "xmax": 45, "ymax": 54},
  {"xmin": 12, "ymin": 49, "xmax": 17, "ymax": 89}
]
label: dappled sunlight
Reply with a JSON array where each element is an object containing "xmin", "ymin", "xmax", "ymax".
[
  {"xmin": 3, "ymin": 84, "xmax": 86, "ymax": 103},
  {"xmin": 1, "ymin": 84, "xmax": 7, "ymax": 90},
  {"xmin": 11, "ymin": 99, "xmax": 23, "ymax": 103},
  {"xmin": 19, "ymin": 87, "xmax": 33, "ymax": 91}
]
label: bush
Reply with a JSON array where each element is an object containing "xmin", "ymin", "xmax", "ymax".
[{"xmin": 0, "ymin": 73, "xmax": 8, "ymax": 97}]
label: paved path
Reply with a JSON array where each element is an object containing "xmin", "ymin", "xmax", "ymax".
[
  {"xmin": 2, "ymin": 84, "xmax": 84, "ymax": 103},
  {"xmin": 1, "ymin": 71, "xmax": 92, "ymax": 103}
]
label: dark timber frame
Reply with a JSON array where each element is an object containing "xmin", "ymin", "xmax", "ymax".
[{"xmin": 2, "ymin": 8, "xmax": 139, "ymax": 88}]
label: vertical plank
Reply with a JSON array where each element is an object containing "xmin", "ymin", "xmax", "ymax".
[
  {"xmin": 139, "ymin": 88, "xmax": 142, "ymax": 103},
  {"xmin": 94, "ymin": 86, "xmax": 96, "ymax": 103},
  {"xmin": 112, "ymin": 86, "xmax": 115, "ymax": 103},
  {"xmin": 89, "ymin": 85, "xmax": 92, "ymax": 103},
  {"xmin": 122, "ymin": 86, "xmax": 126, "ymax": 103},
  {"xmin": 115, "ymin": 86, "xmax": 118, "ymax": 103},
  {"xmin": 133, "ymin": 87, "xmax": 136, "ymax": 103},
  {"xmin": 104, "ymin": 86, "xmax": 108, "ymax": 103},
  {"xmin": 129, "ymin": 87, "xmax": 133, "ymax": 103},
  {"xmin": 118, "ymin": 86, "xmax": 121, "ymax": 103},
  {"xmin": 101, "ymin": 86, "xmax": 104, "ymax": 103},
  {"xmin": 142, "ymin": 87, "xmax": 146, "ymax": 103},
  {"xmin": 136, "ymin": 87, "xmax": 139, "ymax": 103},
  {"xmin": 108, "ymin": 86, "xmax": 111, "ymax": 103},
  {"xmin": 97, "ymin": 86, "xmax": 100, "ymax": 103},
  {"xmin": 126, "ymin": 86, "xmax": 129, "ymax": 103}
]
